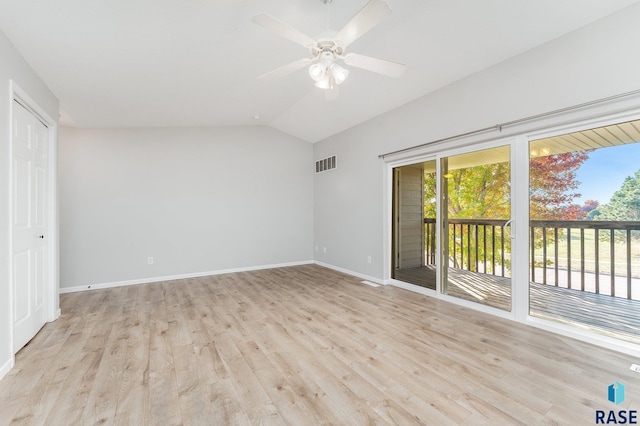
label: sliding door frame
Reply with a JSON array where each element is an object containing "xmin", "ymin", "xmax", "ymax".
[
  {"xmin": 385, "ymin": 154, "xmax": 438, "ymax": 297},
  {"xmin": 382, "ymin": 97, "xmax": 640, "ymax": 357},
  {"xmin": 385, "ymin": 136, "xmax": 523, "ymax": 321}
]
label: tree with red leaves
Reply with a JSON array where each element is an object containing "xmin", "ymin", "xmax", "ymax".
[
  {"xmin": 529, "ymin": 151, "xmax": 590, "ymax": 220},
  {"xmin": 425, "ymin": 151, "xmax": 590, "ymax": 220},
  {"xmin": 424, "ymin": 150, "xmax": 591, "ymax": 272},
  {"xmin": 581, "ymin": 199, "xmax": 600, "ymax": 218}
]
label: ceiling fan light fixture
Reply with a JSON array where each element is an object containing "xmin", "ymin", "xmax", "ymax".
[
  {"xmin": 330, "ymin": 63, "xmax": 349, "ymax": 85},
  {"xmin": 308, "ymin": 63, "xmax": 326, "ymax": 82},
  {"xmin": 314, "ymin": 73, "xmax": 335, "ymax": 90}
]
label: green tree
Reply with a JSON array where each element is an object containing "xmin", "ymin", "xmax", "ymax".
[
  {"xmin": 424, "ymin": 162, "xmax": 511, "ymax": 273},
  {"xmin": 424, "ymin": 152, "xmax": 589, "ymax": 221},
  {"xmin": 446, "ymin": 163, "xmax": 510, "ymax": 219},
  {"xmin": 591, "ymin": 170, "xmax": 640, "ymax": 221},
  {"xmin": 424, "ymin": 171, "xmax": 436, "ymax": 218},
  {"xmin": 424, "ymin": 152, "xmax": 590, "ymax": 273},
  {"xmin": 423, "ymin": 163, "xmax": 511, "ymax": 220}
]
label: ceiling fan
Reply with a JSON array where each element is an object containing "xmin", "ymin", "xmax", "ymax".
[{"xmin": 252, "ymin": 0, "xmax": 405, "ymax": 98}]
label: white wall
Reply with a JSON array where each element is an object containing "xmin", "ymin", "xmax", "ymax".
[
  {"xmin": 0, "ymin": 30, "xmax": 59, "ymax": 375},
  {"xmin": 313, "ymin": 3, "xmax": 640, "ymax": 280},
  {"xmin": 59, "ymin": 126, "xmax": 313, "ymax": 289}
]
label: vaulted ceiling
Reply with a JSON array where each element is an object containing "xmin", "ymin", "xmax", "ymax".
[{"xmin": 1, "ymin": 0, "xmax": 638, "ymax": 142}]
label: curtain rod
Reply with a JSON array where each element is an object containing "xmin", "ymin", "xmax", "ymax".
[{"xmin": 378, "ymin": 88, "xmax": 640, "ymax": 159}]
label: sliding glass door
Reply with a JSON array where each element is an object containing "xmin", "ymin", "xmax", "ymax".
[
  {"xmin": 528, "ymin": 119, "xmax": 640, "ymax": 344},
  {"xmin": 440, "ymin": 146, "xmax": 513, "ymax": 311},
  {"xmin": 389, "ymin": 116, "xmax": 640, "ymax": 347},
  {"xmin": 391, "ymin": 146, "xmax": 513, "ymax": 311}
]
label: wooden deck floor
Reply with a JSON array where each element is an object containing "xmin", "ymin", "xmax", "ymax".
[
  {"xmin": 1, "ymin": 264, "xmax": 639, "ymax": 424},
  {"xmin": 395, "ymin": 265, "xmax": 640, "ymax": 344}
]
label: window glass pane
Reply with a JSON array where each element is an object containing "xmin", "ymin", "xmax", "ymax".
[
  {"xmin": 529, "ymin": 119, "xmax": 640, "ymax": 344},
  {"xmin": 441, "ymin": 145, "xmax": 512, "ymax": 311}
]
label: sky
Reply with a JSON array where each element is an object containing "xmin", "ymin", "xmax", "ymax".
[{"xmin": 574, "ymin": 143, "xmax": 640, "ymax": 204}]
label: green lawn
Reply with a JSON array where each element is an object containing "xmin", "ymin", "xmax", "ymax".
[{"xmin": 533, "ymin": 229, "xmax": 640, "ymax": 278}]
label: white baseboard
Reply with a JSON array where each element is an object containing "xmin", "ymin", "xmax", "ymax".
[
  {"xmin": 0, "ymin": 356, "xmax": 14, "ymax": 382},
  {"xmin": 313, "ymin": 261, "xmax": 385, "ymax": 285},
  {"xmin": 388, "ymin": 278, "xmax": 436, "ymax": 296},
  {"xmin": 59, "ymin": 260, "xmax": 314, "ymax": 294}
]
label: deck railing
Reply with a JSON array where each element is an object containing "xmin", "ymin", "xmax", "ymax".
[{"xmin": 424, "ymin": 218, "xmax": 640, "ymax": 299}]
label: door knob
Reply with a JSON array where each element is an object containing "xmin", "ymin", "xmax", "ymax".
[{"xmin": 504, "ymin": 219, "xmax": 513, "ymax": 238}]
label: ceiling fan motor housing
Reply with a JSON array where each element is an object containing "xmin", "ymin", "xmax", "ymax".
[{"xmin": 310, "ymin": 39, "xmax": 345, "ymax": 60}]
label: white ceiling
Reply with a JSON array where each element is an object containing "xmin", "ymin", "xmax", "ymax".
[{"xmin": 0, "ymin": 0, "xmax": 638, "ymax": 143}]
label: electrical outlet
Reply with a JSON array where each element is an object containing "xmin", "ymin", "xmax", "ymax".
[
  {"xmin": 315, "ymin": 245, "xmax": 318, "ymax": 252},
  {"xmin": 367, "ymin": 256, "xmax": 372, "ymax": 264},
  {"xmin": 147, "ymin": 257, "xmax": 154, "ymax": 265},
  {"xmin": 323, "ymin": 247, "xmax": 327, "ymax": 253},
  {"xmin": 630, "ymin": 364, "xmax": 640, "ymax": 373}
]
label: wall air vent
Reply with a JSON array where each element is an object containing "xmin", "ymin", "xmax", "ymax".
[{"xmin": 315, "ymin": 155, "xmax": 337, "ymax": 173}]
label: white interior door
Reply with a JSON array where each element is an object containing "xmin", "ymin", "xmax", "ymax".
[{"xmin": 12, "ymin": 100, "xmax": 48, "ymax": 352}]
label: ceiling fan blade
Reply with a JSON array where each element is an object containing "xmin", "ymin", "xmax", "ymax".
[
  {"xmin": 252, "ymin": 14, "xmax": 317, "ymax": 48},
  {"xmin": 344, "ymin": 53, "xmax": 405, "ymax": 77},
  {"xmin": 335, "ymin": 0, "xmax": 392, "ymax": 47},
  {"xmin": 258, "ymin": 58, "xmax": 313, "ymax": 82}
]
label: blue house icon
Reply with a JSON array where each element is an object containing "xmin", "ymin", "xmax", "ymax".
[{"xmin": 608, "ymin": 382, "xmax": 625, "ymax": 405}]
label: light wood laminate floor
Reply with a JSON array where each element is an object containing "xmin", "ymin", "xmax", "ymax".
[
  {"xmin": 1, "ymin": 264, "xmax": 638, "ymax": 425},
  {"xmin": 395, "ymin": 265, "xmax": 640, "ymax": 344}
]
